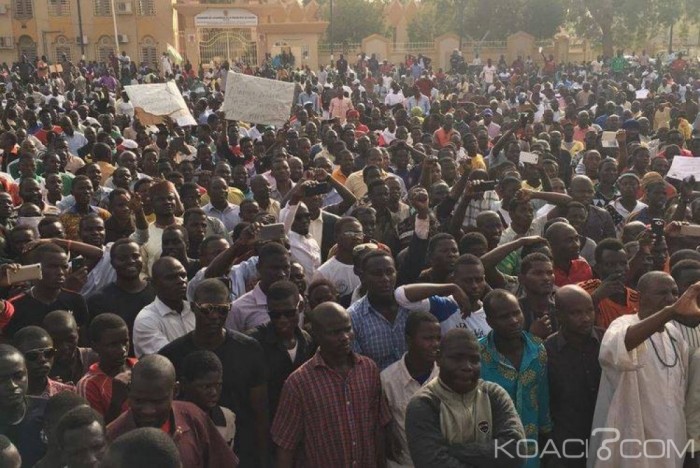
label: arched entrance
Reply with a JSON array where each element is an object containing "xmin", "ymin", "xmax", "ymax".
[
  {"xmin": 199, "ymin": 28, "xmax": 257, "ymax": 67},
  {"xmin": 17, "ymin": 35, "xmax": 37, "ymax": 62}
]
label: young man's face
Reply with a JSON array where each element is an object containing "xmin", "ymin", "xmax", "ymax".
[
  {"xmin": 183, "ymin": 370, "xmax": 222, "ymax": 412},
  {"xmin": 93, "ymin": 327, "xmax": 129, "ymax": 369}
]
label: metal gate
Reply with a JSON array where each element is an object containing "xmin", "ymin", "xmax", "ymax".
[{"xmin": 199, "ymin": 29, "xmax": 258, "ymax": 67}]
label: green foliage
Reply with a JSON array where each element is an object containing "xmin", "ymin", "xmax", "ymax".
[
  {"xmin": 408, "ymin": 0, "xmax": 565, "ymax": 42},
  {"xmin": 320, "ymin": 0, "xmax": 387, "ymax": 44},
  {"xmin": 565, "ymin": 0, "xmax": 695, "ymax": 55}
]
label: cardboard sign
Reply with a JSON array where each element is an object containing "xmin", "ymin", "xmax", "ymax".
[
  {"xmin": 124, "ymin": 82, "xmax": 196, "ymax": 127},
  {"xmin": 667, "ymin": 156, "xmax": 700, "ymax": 180},
  {"xmin": 222, "ymin": 71, "xmax": 295, "ymax": 126}
]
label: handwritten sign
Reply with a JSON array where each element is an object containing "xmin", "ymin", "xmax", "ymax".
[
  {"xmin": 667, "ymin": 156, "xmax": 700, "ymax": 180},
  {"xmin": 222, "ymin": 72, "xmax": 295, "ymax": 127},
  {"xmin": 124, "ymin": 82, "xmax": 197, "ymax": 127}
]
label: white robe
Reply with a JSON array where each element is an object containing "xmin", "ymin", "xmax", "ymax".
[{"xmin": 588, "ymin": 314, "xmax": 689, "ymax": 468}]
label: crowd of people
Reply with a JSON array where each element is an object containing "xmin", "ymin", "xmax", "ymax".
[{"xmin": 0, "ymin": 43, "xmax": 700, "ymax": 468}]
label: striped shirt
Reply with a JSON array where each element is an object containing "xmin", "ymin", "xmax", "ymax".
[
  {"xmin": 271, "ymin": 351, "xmax": 390, "ymax": 468},
  {"xmin": 348, "ymin": 295, "xmax": 410, "ymax": 370},
  {"xmin": 76, "ymin": 358, "xmax": 137, "ymax": 416}
]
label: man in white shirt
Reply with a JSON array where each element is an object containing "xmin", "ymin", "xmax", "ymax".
[
  {"xmin": 133, "ymin": 257, "xmax": 195, "ymax": 357},
  {"xmin": 130, "ymin": 180, "xmax": 182, "ymax": 275},
  {"xmin": 381, "ymin": 311, "xmax": 440, "ymax": 468},
  {"xmin": 481, "ymin": 58, "xmax": 497, "ymax": 91},
  {"xmin": 313, "ymin": 217, "xmax": 363, "ymax": 307},
  {"xmin": 281, "ymin": 195, "xmax": 320, "ymax": 285},
  {"xmin": 160, "ymin": 52, "xmax": 172, "ymax": 77},
  {"xmin": 589, "ymin": 271, "xmax": 700, "ymax": 467}
]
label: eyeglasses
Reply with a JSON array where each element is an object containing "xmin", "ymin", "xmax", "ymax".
[
  {"xmin": 268, "ymin": 309, "xmax": 298, "ymax": 320},
  {"xmin": 24, "ymin": 347, "xmax": 56, "ymax": 362},
  {"xmin": 194, "ymin": 303, "xmax": 231, "ymax": 317}
]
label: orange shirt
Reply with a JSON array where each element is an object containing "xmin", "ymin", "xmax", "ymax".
[
  {"xmin": 578, "ymin": 279, "xmax": 639, "ymax": 330},
  {"xmin": 553, "ymin": 258, "xmax": 592, "ymax": 287}
]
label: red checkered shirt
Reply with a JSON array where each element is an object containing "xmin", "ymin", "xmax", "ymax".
[
  {"xmin": 271, "ymin": 350, "xmax": 391, "ymax": 468},
  {"xmin": 76, "ymin": 358, "xmax": 137, "ymax": 417}
]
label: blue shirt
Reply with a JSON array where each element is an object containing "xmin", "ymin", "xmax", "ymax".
[
  {"xmin": 405, "ymin": 95, "xmax": 430, "ymax": 116},
  {"xmin": 348, "ymin": 295, "xmax": 409, "ymax": 370},
  {"xmin": 298, "ymin": 91, "xmax": 319, "ymax": 113},
  {"xmin": 479, "ymin": 331, "xmax": 552, "ymax": 467}
]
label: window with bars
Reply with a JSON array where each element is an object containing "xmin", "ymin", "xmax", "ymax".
[
  {"xmin": 48, "ymin": 0, "xmax": 70, "ymax": 16},
  {"xmin": 97, "ymin": 37, "xmax": 114, "ymax": 63},
  {"xmin": 136, "ymin": 0, "xmax": 153, "ymax": 15},
  {"xmin": 17, "ymin": 36, "xmax": 37, "ymax": 61},
  {"xmin": 13, "ymin": 0, "xmax": 33, "ymax": 19},
  {"xmin": 55, "ymin": 36, "xmax": 72, "ymax": 62},
  {"xmin": 93, "ymin": 0, "xmax": 110, "ymax": 16},
  {"xmin": 140, "ymin": 38, "xmax": 157, "ymax": 68}
]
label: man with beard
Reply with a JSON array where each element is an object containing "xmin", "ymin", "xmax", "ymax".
[
  {"xmin": 106, "ymin": 355, "xmax": 238, "ymax": 467},
  {"xmin": 589, "ymin": 272, "xmax": 700, "ymax": 467},
  {"xmin": 405, "ymin": 328, "xmax": 525, "ymax": 467}
]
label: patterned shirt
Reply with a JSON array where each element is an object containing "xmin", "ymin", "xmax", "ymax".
[
  {"xmin": 462, "ymin": 190, "xmax": 501, "ymax": 228},
  {"xmin": 479, "ymin": 330, "xmax": 552, "ymax": 468},
  {"xmin": 271, "ymin": 351, "xmax": 390, "ymax": 468},
  {"xmin": 76, "ymin": 358, "xmax": 137, "ymax": 416},
  {"xmin": 348, "ymin": 295, "xmax": 409, "ymax": 370},
  {"xmin": 59, "ymin": 205, "xmax": 111, "ymax": 241}
]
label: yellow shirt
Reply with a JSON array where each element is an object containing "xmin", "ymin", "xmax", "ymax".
[{"xmin": 200, "ymin": 187, "xmax": 245, "ymax": 206}]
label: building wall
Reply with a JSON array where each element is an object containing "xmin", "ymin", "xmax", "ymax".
[{"xmin": 0, "ymin": 0, "xmax": 175, "ymax": 68}]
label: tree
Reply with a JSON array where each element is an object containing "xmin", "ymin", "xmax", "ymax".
[
  {"xmin": 565, "ymin": 0, "xmax": 689, "ymax": 57},
  {"xmin": 408, "ymin": 0, "xmax": 565, "ymax": 42},
  {"xmin": 319, "ymin": 0, "xmax": 386, "ymax": 44},
  {"xmin": 524, "ymin": 0, "xmax": 565, "ymax": 39}
]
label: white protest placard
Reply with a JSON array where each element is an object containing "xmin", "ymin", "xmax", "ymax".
[
  {"xmin": 636, "ymin": 89, "xmax": 650, "ymax": 100},
  {"xmin": 667, "ymin": 156, "xmax": 700, "ymax": 180},
  {"xmin": 519, "ymin": 151, "xmax": 539, "ymax": 165},
  {"xmin": 222, "ymin": 71, "xmax": 295, "ymax": 127},
  {"xmin": 124, "ymin": 82, "xmax": 197, "ymax": 127},
  {"xmin": 601, "ymin": 131, "xmax": 619, "ymax": 148}
]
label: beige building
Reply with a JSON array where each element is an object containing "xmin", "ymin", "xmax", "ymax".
[
  {"xmin": 0, "ymin": 0, "xmax": 328, "ymax": 71},
  {"xmin": 0, "ymin": 0, "xmax": 176, "ymax": 68},
  {"xmin": 175, "ymin": 0, "xmax": 327, "ymax": 71}
]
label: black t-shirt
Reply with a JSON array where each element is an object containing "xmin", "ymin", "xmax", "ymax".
[
  {"xmin": 159, "ymin": 330, "xmax": 267, "ymax": 468},
  {"xmin": 87, "ymin": 282, "xmax": 156, "ymax": 355},
  {"xmin": 5, "ymin": 290, "xmax": 88, "ymax": 338}
]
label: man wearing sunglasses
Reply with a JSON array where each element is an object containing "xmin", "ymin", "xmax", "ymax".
[
  {"xmin": 14, "ymin": 325, "xmax": 74, "ymax": 398},
  {"xmin": 248, "ymin": 280, "xmax": 315, "ymax": 421},
  {"xmin": 159, "ymin": 278, "xmax": 268, "ymax": 468}
]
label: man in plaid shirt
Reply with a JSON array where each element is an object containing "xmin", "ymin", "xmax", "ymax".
[{"xmin": 271, "ymin": 301, "xmax": 391, "ymax": 467}]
